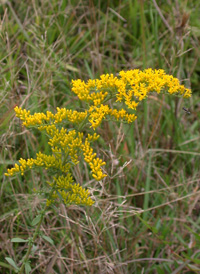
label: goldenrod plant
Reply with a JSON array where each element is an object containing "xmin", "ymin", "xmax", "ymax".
[{"xmin": 5, "ymin": 69, "xmax": 191, "ymax": 273}]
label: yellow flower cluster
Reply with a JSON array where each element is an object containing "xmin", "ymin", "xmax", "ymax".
[
  {"xmin": 6, "ymin": 69, "xmax": 191, "ymax": 207},
  {"xmin": 118, "ymin": 69, "xmax": 191, "ymax": 102},
  {"xmin": 5, "ymin": 125, "xmax": 106, "ymax": 180},
  {"xmin": 71, "ymin": 69, "xmax": 191, "ymax": 129},
  {"xmin": 6, "ymin": 104, "xmax": 107, "ymax": 206},
  {"xmin": 82, "ymin": 135, "xmax": 106, "ymax": 181},
  {"xmin": 46, "ymin": 127, "xmax": 83, "ymax": 164},
  {"xmin": 87, "ymin": 105, "xmax": 137, "ymax": 129},
  {"xmin": 14, "ymin": 106, "xmax": 87, "ymax": 128},
  {"xmin": 111, "ymin": 109, "xmax": 137, "ymax": 123},
  {"xmin": 5, "ymin": 152, "xmax": 71, "ymax": 176},
  {"xmin": 46, "ymin": 175, "xmax": 94, "ymax": 206},
  {"xmin": 88, "ymin": 105, "xmax": 111, "ymax": 129}
]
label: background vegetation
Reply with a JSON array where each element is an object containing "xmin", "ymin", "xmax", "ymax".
[{"xmin": 1, "ymin": 0, "xmax": 200, "ymax": 273}]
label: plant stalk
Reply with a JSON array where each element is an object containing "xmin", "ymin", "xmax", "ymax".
[{"xmin": 18, "ymin": 187, "xmax": 55, "ymax": 274}]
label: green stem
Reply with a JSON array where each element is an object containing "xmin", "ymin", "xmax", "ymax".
[
  {"xmin": 143, "ymin": 152, "xmax": 152, "ymax": 221},
  {"xmin": 139, "ymin": 0, "xmax": 148, "ymax": 145},
  {"xmin": 18, "ymin": 187, "xmax": 55, "ymax": 274}
]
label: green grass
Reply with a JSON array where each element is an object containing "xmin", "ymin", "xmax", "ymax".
[{"xmin": 1, "ymin": 0, "xmax": 200, "ymax": 273}]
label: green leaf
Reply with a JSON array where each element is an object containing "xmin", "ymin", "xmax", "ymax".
[
  {"xmin": 31, "ymin": 215, "xmax": 41, "ymax": 226},
  {"xmin": 65, "ymin": 64, "xmax": 79, "ymax": 72},
  {"xmin": 11, "ymin": 238, "xmax": 28, "ymax": 243},
  {"xmin": 25, "ymin": 262, "xmax": 32, "ymax": 274},
  {"xmin": 5, "ymin": 257, "xmax": 19, "ymax": 271},
  {"xmin": 31, "ymin": 244, "xmax": 38, "ymax": 254},
  {"xmin": 0, "ymin": 261, "xmax": 17, "ymax": 271},
  {"xmin": 42, "ymin": 235, "xmax": 54, "ymax": 245}
]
